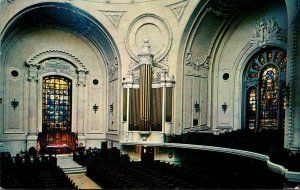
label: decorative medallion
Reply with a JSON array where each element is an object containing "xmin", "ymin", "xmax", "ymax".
[{"xmin": 125, "ymin": 13, "xmax": 172, "ymax": 63}]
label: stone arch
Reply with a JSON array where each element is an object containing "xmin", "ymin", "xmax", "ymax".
[
  {"xmin": 25, "ymin": 49, "xmax": 88, "ymax": 86},
  {"xmin": 234, "ymin": 40, "xmax": 287, "ymax": 131},
  {"xmin": 0, "ymin": 2, "xmax": 122, "ymax": 148},
  {"xmin": 1, "ymin": 2, "xmax": 120, "ymax": 83},
  {"xmin": 26, "ymin": 49, "xmax": 88, "ymax": 72}
]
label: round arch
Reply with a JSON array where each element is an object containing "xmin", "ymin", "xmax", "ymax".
[
  {"xmin": 233, "ymin": 41, "xmax": 287, "ymax": 131},
  {"xmin": 0, "ymin": 2, "xmax": 122, "ymax": 149},
  {"xmin": 0, "ymin": 2, "xmax": 121, "ymax": 81}
]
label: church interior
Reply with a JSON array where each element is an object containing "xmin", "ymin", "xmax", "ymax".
[{"xmin": 1, "ymin": 0, "xmax": 300, "ymax": 188}]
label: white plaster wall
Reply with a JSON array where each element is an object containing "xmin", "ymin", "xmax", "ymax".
[{"xmin": 1, "ymin": 26, "xmax": 108, "ymax": 151}]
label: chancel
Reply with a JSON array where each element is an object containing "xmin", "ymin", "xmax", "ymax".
[{"xmin": 1, "ymin": 0, "xmax": 300, "ymax": 189}]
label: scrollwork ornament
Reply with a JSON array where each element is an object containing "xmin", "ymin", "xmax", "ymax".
[{"xmin": 185, "ymin": 51, "xmax": 209, "ymax": 70}]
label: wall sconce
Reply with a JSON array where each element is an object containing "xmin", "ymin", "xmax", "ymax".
[
  {"xmin": 194, "ymin": 101, "xmax": 200, "ymax": 113},
  {"xmin": 110, "ymin": 103, "xmax": 114, "ymax": 113},
  {"xmin": 93, "ymin": 104, "xmax": 98, "ymax": 114},
  {"xmin": 168, "ymin": 151, "xmax": 173, "ymax": 158},
  {"xmin": 11, "ymin": 99, "xmax": 19, "ymax": 110},
  {"xmin": 222, "ymin": 102, "xmax": 228, "ymax": 113}
]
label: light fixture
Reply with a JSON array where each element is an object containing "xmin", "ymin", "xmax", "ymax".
[
  {"xmin": 194, "ymin": 101, "xmax": 200, "ymax": 113},
  {"xmin": 110, "ymin": 103, "xmax": 114, "ymax": 113},
  {"xmin": 168, "ymin": 151, "xmax": 173, "ymax": 158},
  {"xmin": 93, "ymin": 104, "xmax": 98, "ymax": 114},
  {"xmin": 222, "ymin": 102, "xmax": 228, "ymax": 113},
  {"xmin": 11, "ymin": 99, "xmax": 19, "ymax": 110}
]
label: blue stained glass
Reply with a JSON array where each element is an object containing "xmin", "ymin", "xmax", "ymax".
[
  {"xmin": 42, "ymin": 75, "xmax": 72, "ymax": 132},
  {"xmin": 48, "ymin": 99, "xmax": 54, "ymax": 104},
  {"xmin": 266, "ymin": 71, "xmax": 274, "ymax": 79}
]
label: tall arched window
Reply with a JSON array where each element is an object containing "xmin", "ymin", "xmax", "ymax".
[
  {"xmin": 244, "ymin": 47, "xmax": 287, "ymax": 131},
  {"xmin": 42, "ymin": 76, "xmax": 72, "ymax": 132}
]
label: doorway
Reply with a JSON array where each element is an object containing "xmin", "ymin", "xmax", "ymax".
[{"xmin": 141, "ymin": 146, "xmax": 154, "ymax": 162}]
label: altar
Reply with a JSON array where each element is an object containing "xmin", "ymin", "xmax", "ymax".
[
  {"xmin": 38, "ymin": 132, "xmax": 76, "ymax": 154},
  {"xmin": 46, "ymin": 144, "xmax": 70, "ymax": 154}
]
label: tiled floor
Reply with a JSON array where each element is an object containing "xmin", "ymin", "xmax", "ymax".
[{"xmin": 56, "ymin": 155, "xmax": 102, "ymax": 189}]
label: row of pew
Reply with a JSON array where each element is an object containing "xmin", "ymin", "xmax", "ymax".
[
  {"xmin": 1, "ymin": 152, "xmax": 78, "ymax": 189},
  {"xmin": 74, "ymin": 147, "xmax": 286, "ymax": 189}
]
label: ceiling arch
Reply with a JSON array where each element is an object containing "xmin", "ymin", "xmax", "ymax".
[{"xmin": 1, "ymin": 2, "xmax": 120, "ymax": 81}]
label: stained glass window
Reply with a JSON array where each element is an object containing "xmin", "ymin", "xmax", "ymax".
[
  {"xmin": 244, "ymin": 47, "xmax": 287, "ymax": 131},
  {"xmin": 259, "ymin": 66, "xmax": 278, "ymax": 130},
  {"xmin": 246, "ymin": 87, "xmax": 257, "ymax": 130},
  {"xmin": 42, "ymin": 76, "xmax": 72, "ymax": 132}
]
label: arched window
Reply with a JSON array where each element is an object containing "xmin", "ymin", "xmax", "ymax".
[
  {"xmin": 244, "ymin": 47, "xmax": 287, "ymax": 131},
  {"xmin": 42, "ymin": 76, "xmax": 72, "ymax": 132}
]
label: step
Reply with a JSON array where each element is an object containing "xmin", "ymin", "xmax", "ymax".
[
  {"xmin": 64, "ymin": 170, "xmax": 86, "ymax": 174},
  {"xmin": 63, "ymin": 167, "xmax": 86, "ymax": 171},
  {"xmin": 63, "ymin": 167, "xmax": 86, "ymax": 173}
]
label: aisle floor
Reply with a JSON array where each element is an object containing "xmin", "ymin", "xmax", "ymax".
[{"xmin": 56, "ymin": 155, "xmax": 102, "ymax": 189}]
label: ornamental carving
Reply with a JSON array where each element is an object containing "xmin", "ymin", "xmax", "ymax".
[
  {"xmin": 250, "ymin": 19, "xmax": 280, "ymax": 47},
  {"xmin": 108, "ymin": 57, "xmax": 119, "ymax": 82},
  {"xmin": 166, "ymin": 0, "xmax": 189, "ymax": 21},
  {"xmin": 28, "ymin": 65, "xmax": 39, "ymax": 82},
  {"xmin": 39, "ymin": 58, "xmax": 76, "ymax": 77},
  {"xmin": 25, "ymin": 49, "xmax": 88, "ymax": 86},
  {"xmin": 139, "ymin": 55, "xmax": 154, "ymax": 65},
  {"xmin": 77, "ymin": 70, "xmax": 87, "ymax": 86},
  {"xmin": 123, "ymin": 39, "xmax": 174, "ymax": 86},
  {"xmin": 185, "ymin": 51, "xmax": 209, "ymax": 70},
  {"xmin": 26, "ymin": 49, "xmax": 88, "ymax": 72},
  {"xmin": 207, "ymin": 0, "xmax": 251, "ymax": 18},
  {"xmin": 100, "ymin": 10, "xmax": 126, "ymax": 27}
]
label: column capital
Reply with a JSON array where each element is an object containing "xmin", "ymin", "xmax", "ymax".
[
  {"xmin": 27, "ymin": 64, "xmax": 39, "ymax": 82},
  {"xmin": 77, "ymin": 69, "xmax": 88, "ymax": 87}
]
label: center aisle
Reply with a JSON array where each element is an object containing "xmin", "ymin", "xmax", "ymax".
[{"xmin": 56, "ymin": 155, "xmax": 102, "ymax": 189}]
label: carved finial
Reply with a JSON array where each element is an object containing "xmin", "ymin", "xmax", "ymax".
[{"xmin": 141, "ymin": 36, "xmax": 151, "ymax": 54}]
